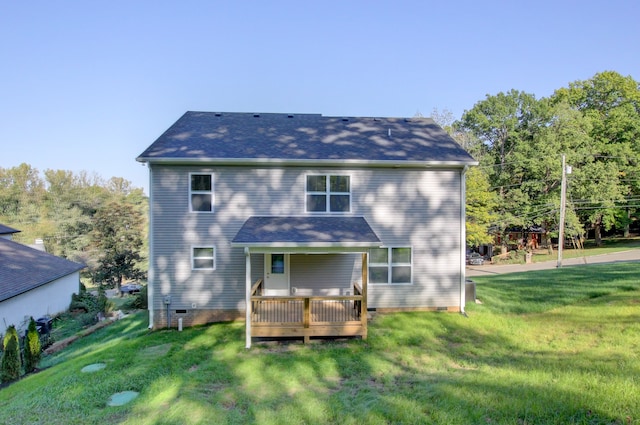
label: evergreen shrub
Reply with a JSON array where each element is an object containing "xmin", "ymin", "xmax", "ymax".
[
  {"xmin": 24, "ymin": 317, "xmax": 41, "ymax": 373},
  {"xmin": 1, "ymin": 325, "xmax": 22, "ymax": 382}
]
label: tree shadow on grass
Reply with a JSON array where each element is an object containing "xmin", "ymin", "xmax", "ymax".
[{"xmin": 5, "ymin": 301, "xmax": 638, "ymax": 425}]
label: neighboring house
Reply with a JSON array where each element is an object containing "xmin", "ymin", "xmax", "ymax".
[
  {"xmin": 0, "ymin": 224, "xmax": 84, "ymax": 335},
  {"xmin": 137, "ymin": 111, "xmax": 477, "ymax": 346}
]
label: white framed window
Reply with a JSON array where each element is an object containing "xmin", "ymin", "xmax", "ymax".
[
  {"xmin": 306, "ymin": 174, "xmax": 351, "ymax": 213},
  {"xmin": 190, "ymin": 173, "xmax": 214, "ymax": 212},
  {"xmin": 192, "ymin": 246, "xmax": 216, "ymax": 270},
  {"xmin": 368, "ymin": 247, "xmax": 412, "ymax": 285}
]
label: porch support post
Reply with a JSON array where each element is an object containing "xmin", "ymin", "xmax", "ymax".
[
  {"xmin": 245, "ymin": 247, "xmax": 252, "ymax": 349},
  {"xmin": 361, "ymin": 252, "xmax": 368, "ymax": 340}
]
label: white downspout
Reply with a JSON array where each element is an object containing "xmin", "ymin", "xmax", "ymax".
[
  {"xmin": 147, "ymin": 163, "xmax": 155, "ymax": 329},
  {"xmin": 460, "ymin": 165, "xmax": 469, "ymax": 315},
  {"xmin": 245, "ymin": 247, "xmax": 252, "ymax": 349}
]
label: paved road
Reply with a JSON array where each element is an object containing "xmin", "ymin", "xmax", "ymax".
[{"xmin": 466, "ymin": 249, "xmax": 640, "ymax": 277}]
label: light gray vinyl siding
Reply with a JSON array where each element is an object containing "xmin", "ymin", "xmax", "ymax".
[
  {"xmin": 149, "ymin": 164, "xmax": 463, "ymax": 311},
  {"xmin": 354, "ymin": 169, "xmax": 463, "ymax": 308},
  {"xmin": 290, "ymin": 254, "xmax": 358, "ymax": 295}
]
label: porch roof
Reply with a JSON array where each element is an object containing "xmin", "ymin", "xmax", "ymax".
[{"xmin": 231, "ymin": 216, "xmax": 381, "ymax": 253}]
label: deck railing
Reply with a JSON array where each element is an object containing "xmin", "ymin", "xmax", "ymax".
[{"xmin": 249, "ymin": 279, "xmax": 366, "ymax": 342}]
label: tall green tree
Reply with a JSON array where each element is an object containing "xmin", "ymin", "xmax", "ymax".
[
  {"xmin": 465, "ymin": 167, "xmax": 499, "ymax": 247},
  {"xmin": 553, "ymin": 71, "xmax": 640, "ymax": 244},
  {"xmin": 0, "ymin": 163, "xmax": 46, "ymax": 240},
  {"xmin": 456, "ymin": 90, "xmax": 545, "ymax": 250},
  {"xmin": 91, "ymin": 201, "xmax": 146, "ymax": 293},
  {"xmin": 507, "ymin": 101, "xmax": 593, "ymax": 252}
]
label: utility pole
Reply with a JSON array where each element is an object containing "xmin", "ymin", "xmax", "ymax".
[{"xmin": 557, "ymin": 154, "xmax": 571, "ymax": 268}]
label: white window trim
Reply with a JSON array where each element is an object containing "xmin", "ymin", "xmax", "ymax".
[
  {"xmin": 189, "ymin": 172, "xmax": 215, "ymax": 213},
  {"xmin": 305, "ymin": 174, "xmax": 352, "ymax": 213},
  {"xmin": 192, "ymin": 246, "xmax": 216, "ymax": 270},
  {"xmin": 368, "ymin": 246, "xmax": 413, "ymax": 285}
]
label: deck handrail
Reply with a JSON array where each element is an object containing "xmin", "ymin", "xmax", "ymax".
[
  {"xmin": 250, "ymin": 278, "xmax": 263, "ymax": 296},
  {"xmin": 251, "ymin": 294, "xmax": 362, "ymax": 302},
  {"xmin": 250, "ymin": 292, "xmax": 366, "ymax": 343}
]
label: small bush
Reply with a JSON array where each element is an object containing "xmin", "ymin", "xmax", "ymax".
[
  {"xmin": 491, "ymin": 249, "xmax": 528, "ymax": 265},
  {"xmin": 121, "ymin": 285, "xmax": 148, "ymax": 311},
  {"xmin": 67, "ymin": 287, "xmax": 114, "ymax": 329},
  {"xmin": 69, "ymin": 300, "xmax": 90, "ymax": 313},
  {"xmin": 97, "ymin": 286, "xmax": 115, "ymax": 314},
  {"xmin": 24, "ymin": 317, "xmax": 41, "ymax": 373},
  {"xmin": 131, "ymin": 285, "xmax": 148, "ymax": 309},
  {"xmin": 1, "ymin": 325, "xmax": 22, "ymax": 382}
]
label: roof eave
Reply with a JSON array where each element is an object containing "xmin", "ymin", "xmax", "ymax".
[
  {"xmin": 0, "ymin": 265, "xmax": 85, "ymax": 303},
  {"xmin": 232, "ymin": 242, "xmax": 382, "ymax": 254},
  {"xmin": 136, "ymin": 157, "xmax": 478, "ymax": 168}
]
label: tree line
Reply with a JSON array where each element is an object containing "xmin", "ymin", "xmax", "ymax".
[
  {"xmin": 4, "ymin": 71, "xmax": 638, "ymax": 274},
  {"xmin": 448, "ymin": 71, "xmax": 640, "ymax": 251},
  {"xmin": 0, "ymin": 164, "xmax": 147, "ymax": 290}
]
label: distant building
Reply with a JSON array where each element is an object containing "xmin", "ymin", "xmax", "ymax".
[{"xmin": 0, "ymin": 224, "xmax": 84, "ymax": 335}]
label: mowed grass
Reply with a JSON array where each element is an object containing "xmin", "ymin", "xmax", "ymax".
[
  {"xmin": 1, "ymin": 263, "xmax": 639, "ymax": 424},
  {"xmin": 531, "ymin": 237, "xmax": 640, "ymax": 263}
]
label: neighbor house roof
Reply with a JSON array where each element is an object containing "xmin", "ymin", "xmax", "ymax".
[
  {"xmin": 232, "ymin": 216, "xmax": 381, "ymax": 250},
  {"xmin": 0, "ymin": 238, "xmax": 85, "ymax": 302},
  {"xmin": 0, "ymin": 224, "xmax": 20, "ymax": 235},
  {"xmin": 137, "ymin": 111, "xmax": 478, "ymax": 167}
]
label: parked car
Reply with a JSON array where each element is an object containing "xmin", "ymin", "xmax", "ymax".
[
  {"xmin": 120, "ymin": 283, "xmax": 142, "ymax": 295},
  {"xmin": 467, "ymin": 252, "xmax": 485, "ymax": 265}
]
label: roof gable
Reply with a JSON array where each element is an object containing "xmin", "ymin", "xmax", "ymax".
[
  {"xmin": 0, "ymin": 238, "xmax": 84, "ymax": 302},
  {"xmin": 137, "ymin": 112, "xmax": 477, "ymax": 166}
]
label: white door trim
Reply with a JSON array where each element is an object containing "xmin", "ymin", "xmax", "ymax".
[{"xmin": 264, "ymin": 253, "xmax": 290, "ymax": 296}]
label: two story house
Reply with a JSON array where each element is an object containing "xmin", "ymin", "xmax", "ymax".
[{"xmin": 137, "ymin": 111, "xmax": 477, "ymax": 347}]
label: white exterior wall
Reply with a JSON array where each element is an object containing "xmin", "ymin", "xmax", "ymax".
[
  {"xmin": 149, "ymin": 164, "xmax": 463, "ymax": 320},
  {"xmin": 0, "ymin": 272, "xmax": 79, "ymax": 335}
]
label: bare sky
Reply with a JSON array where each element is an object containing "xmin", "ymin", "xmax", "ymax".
[{"xmin": 1, "ymin": 0, "xmax": 638, "ymax": 193}]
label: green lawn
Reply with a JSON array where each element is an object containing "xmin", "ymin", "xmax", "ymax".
[
  {"xmin": 531, "ymin": 237, "xmax": 640, "ymax": 263},
  {"xmin": 1, "ymin": 263, "xmax": 639, "ymax": 424}
]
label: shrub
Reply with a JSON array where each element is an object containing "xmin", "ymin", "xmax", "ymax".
[
  {"xmin": 130, "ymin": 285, "xmax": 148, "ymax": 310},
  {"xmin": 69, "ymin": 300, "xmax": 90, "ymax": 313},
  {"xmin": 1, "ymin": 325, "xmax": 22, "ymax": 382},
  {"xmin": 24, "ymin": 317, "xmax": 41, "ymax": 373},
  {"xmin": 97, "ymin": 286, "xmax": 114, "ymax": 314},
  {"xmin": 491, "ymin": 249, "xmax": 528, "ymax": 265}
]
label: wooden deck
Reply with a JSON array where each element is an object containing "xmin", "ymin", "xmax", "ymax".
[{"xmin": 249, "ymin": 280, "xmax": 367, "ymax": 343}]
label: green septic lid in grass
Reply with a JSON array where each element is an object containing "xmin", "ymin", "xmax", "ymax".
[
  {"xmin": 107, "ymin": 391, "xmax": 139, "ymax": 407},
  {"xmin": 81, "ymin": 363, "xmax": 106, "ymax": 373}
]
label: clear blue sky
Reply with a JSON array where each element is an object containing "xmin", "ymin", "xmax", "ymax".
[{"xmin": 1, "ymin": 1, "xmax": 638, "ymax": 193}]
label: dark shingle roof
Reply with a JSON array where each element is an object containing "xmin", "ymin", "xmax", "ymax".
[
  {"xmin": 0, "ymin": 224, "xmax": 20, "ymax": 235},
  {"xmin": 137, "ymin": 112, "xmax": 477, "ymax": 166},
  {"xmin": 0, "ymin": 238, "xmax": 85, "ymax": 302},
  {"xmin": 232, "ymin": 216, "xmax": 381, "ymax": 248}
]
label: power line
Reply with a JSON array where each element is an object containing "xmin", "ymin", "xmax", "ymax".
[{"xmin": 474, "ymin": 154, "xmax": 640, "ymax": 171}]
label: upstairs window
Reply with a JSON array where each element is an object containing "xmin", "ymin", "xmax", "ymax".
[
  {"xmin": 190, "ymin": 173, "xmax": 214, "ymax": 212},
  {"xmin": 306, "ymin": 175, "xmax": 350, "ymax": 213},
  {"xmin": 369, "ymin": 247, "xmax": 412, "ymax": 285}
]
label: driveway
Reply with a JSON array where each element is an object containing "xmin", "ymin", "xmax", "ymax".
[{"xmin": 466, "ymin": 249, "xmax": 640, "ymax": 277}]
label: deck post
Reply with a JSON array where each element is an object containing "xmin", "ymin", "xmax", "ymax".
[
  {"xmin": 303, "ymin": 297, "xmax": 311, "ymax": 343},
  {"xmin": 245, "ymin": 247, "xmax": 252, "ymax": 349},
  {"xmin": 361, "ymin": 252, "xmax": 368, "ymax": 339}
]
